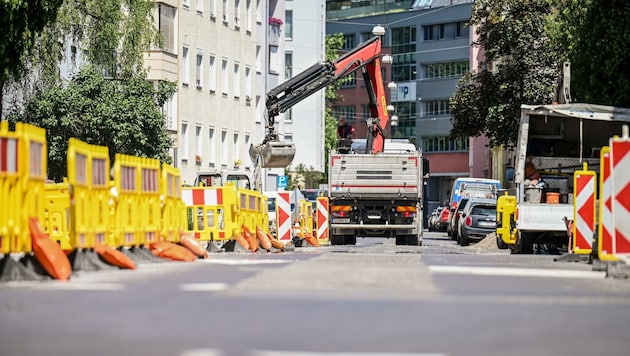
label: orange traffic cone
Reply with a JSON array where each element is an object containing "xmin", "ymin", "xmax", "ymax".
[
  {"xmin": 256, "ymin": 227, "xmax": 272, "ymax": 251},
  {"xmin": 29, "ymin": 217, "xmax": 72, "ymax": 280}
]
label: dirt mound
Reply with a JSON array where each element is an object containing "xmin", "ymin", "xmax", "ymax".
[{"xmin": 466, "ymin": 232, "xmax": 499, "ymax": 250}]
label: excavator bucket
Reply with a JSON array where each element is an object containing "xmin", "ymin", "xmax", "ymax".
[{"xmin": 249, "ymin": 141, "xmax": 296, "ymax": 168}]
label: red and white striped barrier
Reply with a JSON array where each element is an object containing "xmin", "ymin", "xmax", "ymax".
[
  {"xmin": 316, "ymin": 197, "xmax": 329, "ymax": 243},
  {"xmin": 276, "ymin": 192, "xmax": 291, "ymax": 242},
  {"xmin": 573, "ymin": 164, "xmax": 596, "ymax": 254},
  {"xmin": 598, "ymin": 147, "xmax": 616, "ymax": 260},
  {"xmin": 610, "ymin": 128, "xmax": 630, "ymax": 262}
]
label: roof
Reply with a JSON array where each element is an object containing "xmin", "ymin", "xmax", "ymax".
[{"xmin": 521, "ymin": 103, "xmax": 630, "ymax": 122}]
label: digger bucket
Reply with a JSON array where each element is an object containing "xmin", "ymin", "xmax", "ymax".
[{"xmin": 249, "ymin": 142, "xmax": 296, "ymax": 168}]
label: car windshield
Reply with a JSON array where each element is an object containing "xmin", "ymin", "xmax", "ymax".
[{"xmin": 471, "ymin": 205, "xmax": 496, "ymax": 216}]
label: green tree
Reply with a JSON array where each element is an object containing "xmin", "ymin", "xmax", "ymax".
[
  {"xmin": 0, "ymin": 0, "xmax": 63, "ymax": 113},
  {"xmin": 9, "ymin": 67, "xmax": 175, "ymax": 181},
  {"xmin": 548, "ymin": 0, "xmax": 630, "ymax": 106},
  {"xmin": 449, "ymin": 0, "xmax": 560, "ymax": 147}
]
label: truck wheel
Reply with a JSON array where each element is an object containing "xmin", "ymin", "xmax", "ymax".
[
  {"xmin": 458, "ymin": 231, "xmax": 469, "ymax": 246},
  {"xmin": 406, "ymin": 235, "xmax": 419, "ymax": 246},
  {"xmin": 510, "ymin": 231, "xmax": 534, "ymax": 254},
  {"xmin": 330, "ymin": 235, "xmax": 345, "ymax": 245},
  {"xmin": 496, "ymin": 235, "xmax": 508, "ymax": 249},
  {"xmin": 395, "ymin": 235, "xmax": 406, "ymax": 245},
  {"xmin": 344, "ymin": 235, "xmax": 356, "ymax": 245}
]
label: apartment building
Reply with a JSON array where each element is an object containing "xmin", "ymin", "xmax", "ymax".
[{"xmin": 326, "ymin": 0, "xmax": 475, "ymax": 214}]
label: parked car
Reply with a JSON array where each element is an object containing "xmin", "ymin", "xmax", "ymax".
[
  {"xmin": 449, "ymin": 197, "xmax": 470, "ymax": 241},
  {"xmin": 437, "ymin": 206, "xmax": 450, "ymax": 232},
  {"xmin": 427, "ymin": 208, "xmax": 442, "ymax": 232},
  {"xmin": 458, "ymin": 198, "xmax": 497, "ymax": 246}
]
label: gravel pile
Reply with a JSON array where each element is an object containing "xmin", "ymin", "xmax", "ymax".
[{"xmin": 465, "ymin": 232, "xmax": 499, "ymax": 250}]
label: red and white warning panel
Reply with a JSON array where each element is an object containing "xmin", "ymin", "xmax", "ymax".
[
  {"xmin": 598, "ymin": 147, "xmax": 617, "ymax": 261},
  {"xmin": 316, "ymin": 197, "xmax": 329, "ymax": 243},
  {"xmin": 573, "ymin": 163, "xmax": 596, "ymax": 254},
  {"xmin": 276, "ymin": 192, "xmax": 291, "ymax": 242},
  {"xmin": 610, "ymin": 127, "xmax": 630, "ymax": 262}
]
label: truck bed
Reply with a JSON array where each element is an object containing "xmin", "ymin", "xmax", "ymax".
[{"xmin": 328, "ymin": 152, "xmax": 421, "ymax": 199}]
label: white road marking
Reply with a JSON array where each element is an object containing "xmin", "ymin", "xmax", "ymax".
[
  {"xmin": 252, "ymin": 352, "xmax": 447, "ymax": 356},
  {"xmin": 198, "ymin": 259, "xmax": 293, "ymax": 265},
  {"xmin": 429, "ymin": 265, "xmax": 606, "ymax": 279},
  {"xmin": 2, "ymin": 282, "xmax": 125, "ymax": 291},
  {"xmin": 179, "ymin": 283, "xmax": 228, "ymax": 292},
  {"xmin": 179, "ymin": 349, "xmax": 224, "ymax": 356}
]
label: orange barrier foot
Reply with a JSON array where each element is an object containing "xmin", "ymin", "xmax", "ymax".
[
  {"xmin": 29, "ymin": 217, "xmax": 72, "ymax": 280},
  {"xmin": 0, "ymin": 255, "xmax": 47, "ymax": 281},
  {"xmin": 304, "ymin": 233, "xmax": 321, "ymax": 247},
  {"xmin": 256, "ymin": 227, "xmax": 272, "ymax": 251},
  {"xmin": 242, "ymin": 226, "xmax": 259, "ymax": 253},
  {"xmin": 149, "ymin": 241, "xmax": 196, "ymax": 262},
  {"xmin": 68, "ymin": 249, "xmax": 117, "ymax": 272},
  {"xmin": 268, "ymin": 234, "xmax": 285, "ymax": 252},
  {"xmin": 179, "ymin": 234, "xmax": 209, "ymax": 259},
  {"xmin": 95, "ymin": 242, "xmax": 136, "ymax": 270}
]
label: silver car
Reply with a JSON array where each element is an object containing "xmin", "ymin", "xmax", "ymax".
[{"xmin": 458, "ymin": 198, "xmax": 497, "ymax": 246}]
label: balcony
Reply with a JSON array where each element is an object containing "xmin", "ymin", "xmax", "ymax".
[{"xmin": 143, "ymin": 49, "xmax": 178, "ymax": 82}]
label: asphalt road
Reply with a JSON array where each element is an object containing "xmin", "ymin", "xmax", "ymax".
[{"xmin": 1, "ymin": 232, "xmax": 630, "ymax": 356}]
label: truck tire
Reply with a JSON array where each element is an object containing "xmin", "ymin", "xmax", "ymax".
[
  {"xmin": 395, "ymin": 235, "xmax": 406, "ymax": 245},
  {"xmin": 344, "ymin": 235, "xmax": 357, "ymax": 245},
  {"xmin": 496, "ymin": 234, "xmax": 508, "ymax": 249},
  {"xmin": 406, "ymin": 235, "xmax": 419, "ymax": 246},
  {"xmin": 510, "ymin": 231, "xmax": 534, "ymax": 254},
  {"xmin": 330, "ymin": 235, "xmax": 345, "ymax": 245}
]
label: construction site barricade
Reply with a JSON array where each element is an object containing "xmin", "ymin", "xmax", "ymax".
[
  {"xmin": 182, "ymin": 185, "xmax": 237, "ymax": 242},
  {"xmin": 67, "ymin": 138, "xmax": 110, "ymax": 249},
  {"xmin": 43, "ymin": 181, "xmax": 71, "ymax": 250},
  {"xmin": 496, "ymin": 193, "xmax": 517, "ymax": 246},
  {"xmin": 316, "ymin": 196, "xmax": 329, "ymax": 244},
  {"xmin": 276, "ymin": 191, "xmax": 291, "ymax": 243},
  {"xmin": 610, "ymin": 131, "xmax": 630, "ymax": 262},
  {"xmin": 572, "ymin": 162, "xmax": 596, "ymax": 254},
  {"xmin": 298, "ymin": 199, "xmax": 314, "ymax": 237},
  {"xmin": 160, "ymin": 163, "xmax": 184, "ymax": 242},
  {"xmin": 597, "ymin": 146, "xmax": 617, "ymax": 261},
  {"xmin": 111, "ymin": 154, "xmax": 142, "ymax": 248},
  {"xmin": 139, "ymin": 157, "xmax": 161, "ymax": 245},
  {"xmin": 237, "ymin": 188, "xmax": 266, "ymax": 239},
  {"xmin": 0, "ymin": 122, "xmax": 47, "ymax": 255}
]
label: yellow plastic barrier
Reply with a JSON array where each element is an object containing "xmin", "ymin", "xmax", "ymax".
[
  {"xmin": 0, "ymin": 122, "xmax": 47, "ymax": 255},
  {"xmin": 43, "ymin": 181, "xmax": 71, "ymax": 250},
  {"xmin": 139, "ymin": 157, "xmax": 161, "ymax": 245},
  {"xmin": 237, "ymin": 188, "xmax": 266, "ymax": 236},
  {"xmin": 67, "ymin": 138, "xmax": 110, "ymax": 249},
  {"xmin": 160, "ymin": 163, "xmax": 185, "ymax": 242},
  {"xmin": 182, "ymin": 185, "xmax": 238, "ymax": 242},
  {"xmin": 496, "ymin": 193, "xmax": 518, "ymax": 245},
  {"xmin": 111, "ymin": 154, "xmax": 142, "ymax": 247}
]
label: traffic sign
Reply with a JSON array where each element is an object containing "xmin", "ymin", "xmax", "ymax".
[{"xmin": 277, "ymin": 175, "xmax": 288, "ymax": 189}]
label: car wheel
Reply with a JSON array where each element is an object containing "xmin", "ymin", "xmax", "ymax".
[{"xmin": 458, "ymin": 230, "xmax": 469, "ymax": 246}]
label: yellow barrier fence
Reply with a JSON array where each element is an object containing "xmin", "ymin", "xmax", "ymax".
[
  {"xmin": 237, "ymin": 188, "xmax": 266, "ymax": 236},
  {"xmin": 139, "ymin": 157, "xmax": 162, "ymax": 245},
  {"xmin": 161, "ymin": 163, "xmax": 185, "ymax": 242},
  {"xmin": 67, "ymin": 138, "xmax": 110, "ymax": 249},
  {"xmin": 43, "ymin": 181, "xmax": 71, "ymax": 250},
  {"xmin": 182, "ymin": 185, "xmax": 237, "ymax": 242},
  {"xmin": 112, "ymin": 154, "xmax": 142, "ymax": 248},
  {"xmin": 0, "ymin": 122, "xmax": 47, "ymax": 255}
]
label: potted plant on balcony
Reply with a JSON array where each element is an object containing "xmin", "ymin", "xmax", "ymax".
[
  {"xmin": 195, "ymin": 155, "xmax": 202, "ymax": 165},
  {"xmin": 268, "ymin": 17, "xmax": 283, "ymax": 26}
]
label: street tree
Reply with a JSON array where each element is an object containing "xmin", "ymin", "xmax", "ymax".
[
  {"xmin": 8, "ymin": 66, "xmax": 175, "ymax": 182},
  {"xmin": 450, "ymin": 0, "xmax": 560, "ymax": 147}
]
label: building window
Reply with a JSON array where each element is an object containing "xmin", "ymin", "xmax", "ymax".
[
  {"xmin": 234, "ymin": 0, "xmax": 241, "ymax": 27},
  {"xmin": 392, "ymin": 26, "xmax": 416, "ymax": 82},
  {"xmin": 285, "ymin": 108, "xmax": 292, "ymax": 123},
  {"xmin": 342, "ymin": 33, "xmax": 356, "ymax": 50},
  {"xmin": 269, "ymin": 45, "xmax": 280, "ymax": 74},
  {"xmin": 210, "ymin": 0, "xmax": 217, "ymax": 17},
  {"xmin": 208, "ymin": 54, "xmax": 217, "ymax": 92},
  {"xmin": 285, "ymin": 10, "xmax": 293, "ymax": 39},
  {"xmin": 360, "ymin": 31, "xmax": 372, "ymax": 42},
  {"xmin": 222, "ymin": 0, "xmax": 228, "ymax": 22},
  {"xmin": 332, "ymin": 105, "xmax": 356, "ymax": 122},
  {"xmin": 423, "ymin": 136, "xmax": 469, "ymax": 153},
  {"xmin": 181, "ymin": 123, "xmax": 189, "ymax": 160},
  {"xmin": 182, "ymin": 0, "xmax": 190, "ymax": 9},
  {"xmin": 285, "ymin": 52, "xmax": 292, "ymax": 79},
  {"xmin": 197, "ymin": 0, "xmax": 203, "ymax": 14},
  {"xmin": 233, "ymin": 62, "xmax": 241, "ymax": 98},
  {"xmin": 361, "ymin": 104, "xmax": 370, "ymax": 122},
  {"xmin": 195, "ymin": 125, "xmax": 203, "ymax": 158},
  {"xmin": 255, "ymin": 45, "xmax": 262, "ymax": 73},
  {"xmin": 233, "ymin": 132, "xmax": 240, "ymax": 161},
  {"xmin": 158, "ymin": 4, "xmax": 176, "ymax": 53},
  {"xmin": 196, "ymin": 52, "xmax": 203, "ymax": 88},
  {"xmin": 423, "ymin": 22, "xmax": 467, "ymax": 41},
  {"xmin": 245, "ymin": 66, "xmax": 252, "ymax": 101},
  {"xmin": 246, "ymin": 0, "xmax": 252, "ymax": 33},
  {"xmin": 340, "ymin": 72, "xmax": 356, "ymax": 88},
  {"xmin": 424, "ymin": 99, "xmax": 451, "ymax": 116},
  {"xmin": 182, "ymin": 46, "xmax": 190, "ymax": 86},
  {"xmin": 221, "ymin": 58, "xmax": 229, "ymax": 95},
  {"xmin": 162, "ymin": 94, "xmax": 176, "ymax": 130},
  {"xmin": 221, "ymin": 130, "xmax": 228, "ymax": 165},
  {"xmin": 284, "ymin": 134, "xmax": 293, "ymax": 143},
  {"xmin": 423, "ymin": 61, "xmax": 469, "ymax": 80},
  {"xmin": 256, "ymin": 0, "xmax": 262, "ymax": 23},
  {"xmin": 208, "ymin": 127, "xmax": 216, "ymax": 166}
]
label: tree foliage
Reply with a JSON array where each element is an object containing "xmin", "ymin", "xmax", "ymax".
[
  {"xmin": 8, "ymin": 67, "xmax": 175, "ymax": 181},
  {"xmin": 548, "ymin": 0, "xmax": 630, "ymax": 107},
  {"xmin": 450, "ymin": 0, "xmax": 560, "ymax": 147}
]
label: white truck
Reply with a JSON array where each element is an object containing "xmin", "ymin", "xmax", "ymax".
[
  {"xmin": 498, "ymin": 103, "xmax": 630, "ymax": 253},
  {"xmin": 328, "ymin": 140, "xmax": 425, "ymax": 246}
]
